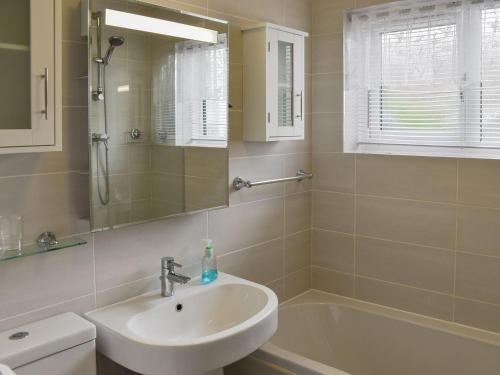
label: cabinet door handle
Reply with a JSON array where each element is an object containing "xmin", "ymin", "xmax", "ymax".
[
  {"xmin": 42, "ymin": 68, "xmax": 48, "ymax": 120},
  {"xmin": 296, "ymin": 91, "xmax": 303, "ymax": 121}
]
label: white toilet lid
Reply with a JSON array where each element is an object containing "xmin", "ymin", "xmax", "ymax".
[
  {"xmin": 0, "ymin": 363, "xmax": 16, "ymax": 375},
  {"xmin": 0, "ymin": 313, "xmax": 95, "ymax": 369}
]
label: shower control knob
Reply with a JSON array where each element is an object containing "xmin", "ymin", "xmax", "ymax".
[
  {"xmin": 92, "ymin": 90, "xmax": 104, "ymax": 101},
  {"xmin": 129, "ymin": 128, "xmax": 142, "ymax": 140}
]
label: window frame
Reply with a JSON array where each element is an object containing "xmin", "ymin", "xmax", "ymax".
[{"xmin": 344, "ymin": 1, "xmax": 500, "ymax": 159}]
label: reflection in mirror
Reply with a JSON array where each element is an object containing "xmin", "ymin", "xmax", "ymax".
[{"xmin": 88, "ymin": 1, "xmax": 229, "ymax": 231}]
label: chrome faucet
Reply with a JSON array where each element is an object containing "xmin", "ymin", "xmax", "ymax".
[{"xmin": 159, "ymin": 257, "xmax": 191, "ymax": 297}]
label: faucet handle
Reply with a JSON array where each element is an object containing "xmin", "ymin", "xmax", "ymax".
[{"xmin": 161, "ymin": 256, "xmax": 182, "ymax": 271}]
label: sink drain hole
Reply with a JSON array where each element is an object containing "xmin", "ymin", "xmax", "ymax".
[{"xmin": 176, "ymin": 303, "xmax": 183, "ymax": 312}]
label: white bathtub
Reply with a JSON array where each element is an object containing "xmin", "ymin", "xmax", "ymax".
[{"xmin": 252, "ymin": 290, "xmax": 500, "ymax": 375}]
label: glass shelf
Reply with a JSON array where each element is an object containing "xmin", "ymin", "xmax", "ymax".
[{"xmin": 0, "ymin": 236, "xmax": 87, "ymax": 262}]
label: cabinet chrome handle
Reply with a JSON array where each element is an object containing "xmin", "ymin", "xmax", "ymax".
[
  {"xmin": 42, "ymin": 68, "xmax": 48, "ymax": 120},
  {"xmin": 296, "ymin": 91, "xmax": 303, "ymax": 120}
]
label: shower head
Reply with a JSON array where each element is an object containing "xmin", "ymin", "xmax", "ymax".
[{"xmin": 103, "ymin": 36, "xmax": 125, "ymax": 65}]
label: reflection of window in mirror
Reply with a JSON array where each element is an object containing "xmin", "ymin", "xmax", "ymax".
[{"xmin": 152, "ymin": 34, "xmax": 228, "ymax": 148}]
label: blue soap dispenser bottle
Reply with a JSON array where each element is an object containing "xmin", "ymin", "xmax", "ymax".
[{"xmin": 201, "ymin": 239, "xmax": 218, "ymax": 284}]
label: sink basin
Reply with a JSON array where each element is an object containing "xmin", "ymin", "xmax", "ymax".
[{"xmin": 85, "ymin": 273, "xmax": 278, "ymax": 375}]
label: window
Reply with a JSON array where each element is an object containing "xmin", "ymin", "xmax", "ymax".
[{"xmin": 344, "ymin": 0, "xmax": 500, "ymax": 158}]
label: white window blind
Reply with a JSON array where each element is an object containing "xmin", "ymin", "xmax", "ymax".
[
  {"xmin": 344, "ymin": 0, "xmax": 500, "ymax": 158},
  {"xmin": 278, "ymin": 40, "xmax": 294, "ymax": 128}
]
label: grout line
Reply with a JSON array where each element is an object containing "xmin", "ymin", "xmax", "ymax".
[
  {"xmin": 229, "ymin": 151, "xmax": 311, "ymax": 161},
  {"xmin": 282, "ymin": 191, "xmax": 287, "ymax": 286},
  {"xmin": 220, "ymin": 236, "xmax": 285, "ymax": 258},
  {"xmin": 352, "ymin": 153, "xmax": 358, "ymax": 297},
  {"xmin": 311, "ymin": 266, "xmax": 455, "ymax": 298},
  {"xmin": 91, "ymin": 234, "xmax": 97, "ymax": 308},
  {"xmin": 0, "ymin": 293, "xmax": 96, "ymax": 324},
  {"xmin": 452, "ymin": 159, "xmax": 459, "ymax": 321},
  {"xmin": 314, "ymin": 189, "xmax": 456, "ymax": 206},
  {"xmin": 95, "ymin": 274, "xmax": 157, "ymax": 295},
  {"xmin": 0, "ymin": 170, "xmax": 87, "ymax": 180}
]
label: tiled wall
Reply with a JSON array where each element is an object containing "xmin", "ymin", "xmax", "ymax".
[
  {"xmin": 311, "ymin": 0, "xmax": 500, "ymax": 333},
  {"xmin": 0, "ymin": 0, "xmax": 311, "ymax": 331}
]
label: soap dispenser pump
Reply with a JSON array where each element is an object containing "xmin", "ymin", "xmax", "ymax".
[{"xmin": 201, "ymin": 239, "xmax": 218, "ymax": 284}]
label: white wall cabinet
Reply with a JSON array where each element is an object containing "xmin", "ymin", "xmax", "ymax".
[
  {"xmin": 242, "ymin": 24, "xmax": 308, "ymax": 142},
  {"xmin": 0, "ymin": 0, "xmax": 61, "ymax": 154}
]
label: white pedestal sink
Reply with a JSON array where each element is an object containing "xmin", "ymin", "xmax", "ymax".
[{"xmin": 85, "ymin": 273, "xmax": 278, "ymax": 375}]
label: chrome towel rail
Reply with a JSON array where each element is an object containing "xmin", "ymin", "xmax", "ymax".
[{"xmin": 233, "ymin": 169, "xmax": 313, "ymax": 191}]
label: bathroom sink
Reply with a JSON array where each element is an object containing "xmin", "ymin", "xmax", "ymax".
[{"xmin": 85, "ymin": 273, "xmax": 278, "ymax": 375}]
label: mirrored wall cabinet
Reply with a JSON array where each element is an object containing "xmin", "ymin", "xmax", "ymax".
[
  {"xmin": 0, "ymin": 0, "xmax": 61, "ymax": 154},
  {"xmin": 242, "ymin": 24, "xmax": 308, "ymax": 142}
]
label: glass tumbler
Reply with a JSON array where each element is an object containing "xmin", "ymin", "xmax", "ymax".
[{"xmin": 0, "ymin": 215, "xmax": 23, "ymax": 256}]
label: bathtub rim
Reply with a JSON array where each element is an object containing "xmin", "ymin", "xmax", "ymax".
[
  {"xmin": 279, "ymin": 289, "xmax": 500, "ymax": 347},
  {"xmin": 255, "ymin": 289, "xmax": 500, "ymax": 375}
]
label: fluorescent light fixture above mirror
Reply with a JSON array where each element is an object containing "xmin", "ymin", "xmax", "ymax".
[{"xmin": 104, "ymin": 9, "xmax": 218, "ymax": 43}]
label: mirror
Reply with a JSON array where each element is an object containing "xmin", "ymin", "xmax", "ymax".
[{"xmin": 88, "ymin": 0, "xmax": 229, "ymax": 231}]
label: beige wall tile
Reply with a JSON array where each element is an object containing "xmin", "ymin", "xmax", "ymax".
[
  {"xmin": 356, "ymin": 236, "xmax": 454, "ymax": 293},
  {"xmin": 311, "ymin": 266, "xmax": 354, "ymax": 296},
  {"xmin": 285, "ymin": 267, "xmax": 311, "ymax": 299},
  {"xmin": 218, "ymin": 238, "xmax": 284, "ymax": 285},
  {"xmin": 458, "ymin": 159, "xmax": 500, "ymax": 208},
  {"xmin": 285, "ymin": 192, "xmax": 312, "ymax": 234},
  {"xmin": 313, "ymin": 191, "xmax": 355, "ymax": 233},
  {"xmin": 228, "ymin": 24, "xmax": 243, "ymax": 64},
  {"xmin": 0, "ymin": 235, "xmax": 94, "ymax": 320},
  {"xmin": 456, "ymin": 252, "xmax": 500, "ymax": 305},
  {"xmin": 0, "ymin": 172, "xmax": 89, "ymax": 240},
  {"xmin": 94, "ymin": 214, "xmax": 206, "ymax": 290},
  {"xmin": 96, "ymin": 275, "xmax": 157, "ymax": 308},
  {"xmin": 229, "ymin": 63, "xmax": 242, "ymax": 111},
  {"xmin": 229, "ymin": 156, "xmax": 285, "ymax": 205},
  {"xmin": 454, "ymin": 298, "xmax": 500, "ymax": 334},
  {"xmin": 285, "ymin": 230, "xmax": 311, "ymax": 274},
  {"xmin": 312, "ymin": 113, "xmax": 343, "ymax": 153},
  {"xmin": 266, "ymin": 278, "xmax": 285, "ymax": 303},
  {"xmin": 311, "ymin": 33, "xmax": 342, "ymax": 74},
  {"xmin": 0, "ymin": 107, "xmax": 88, "ymax": 177},
  {"xmin": 312, "ymin": 0, "xmax": 354, "ymax": 13},
  {"xmin": 62, "ymin": 0, "xmax": 87, "ymax": 42},
  {"xmin": 62, "ymin": 41, "xmax": 88, "ymax": 106},
  {"xmin": 283, "ymin": 0, "xmax": 311, "ymax": 32},
  {"xmin": 311, "ymin": 73, "xmax": 343, "ymax": 113},
  {"xmin": 207, "ymin": 0, "xmax": 285, "ymax": 24},
  {"xmin": 355, "ymin": 277, "xmax": 453, "ymax": 320},
  {"xmin": 284, "ymin": 153, "xmax": 312, "ymax": 194},
  {"xmin": 311, "ymin": 0, "xmax": 354, "ymax": 34},
  {"xmin": 356, "ymin": 196, "xmax": 456, "ymax": 249},
  {"xmin": 209, "ymin": 198, "xmax": 284, "ymax": 254},
  {"xmin": 355, "ymin": 0, "xmax": 394, "ymax": 7},
  {"xmin": 0, "ymin": 294, "xmax": 95, "ymax": 333},
  {"xmin": 313, "ymin": 152, "xmax": 355, "ymax": 193},
  {"xmin": 312, "ymin": 229, "xmax": 354, "ymax": 273},
  {"xmin": 356, "ymin": 155, "xmax": 457, "ymax": 203},
  {"xmin": 457, "ymin": 206, "xmax": 500, "ymax": 257}
]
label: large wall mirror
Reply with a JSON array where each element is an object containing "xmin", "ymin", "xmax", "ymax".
[{"xmin": 87, "ymin": 0, "xmax": 229, "ymax": 231}]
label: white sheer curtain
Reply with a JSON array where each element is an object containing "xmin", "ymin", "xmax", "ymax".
[{"xmin": 344, "ymin": 0, "xmax": 500, "ymax": 158}]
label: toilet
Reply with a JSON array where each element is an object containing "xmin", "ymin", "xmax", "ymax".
[{"xmin": 0, "ymin": 313, "xmax": 96, "ymax": 375}]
